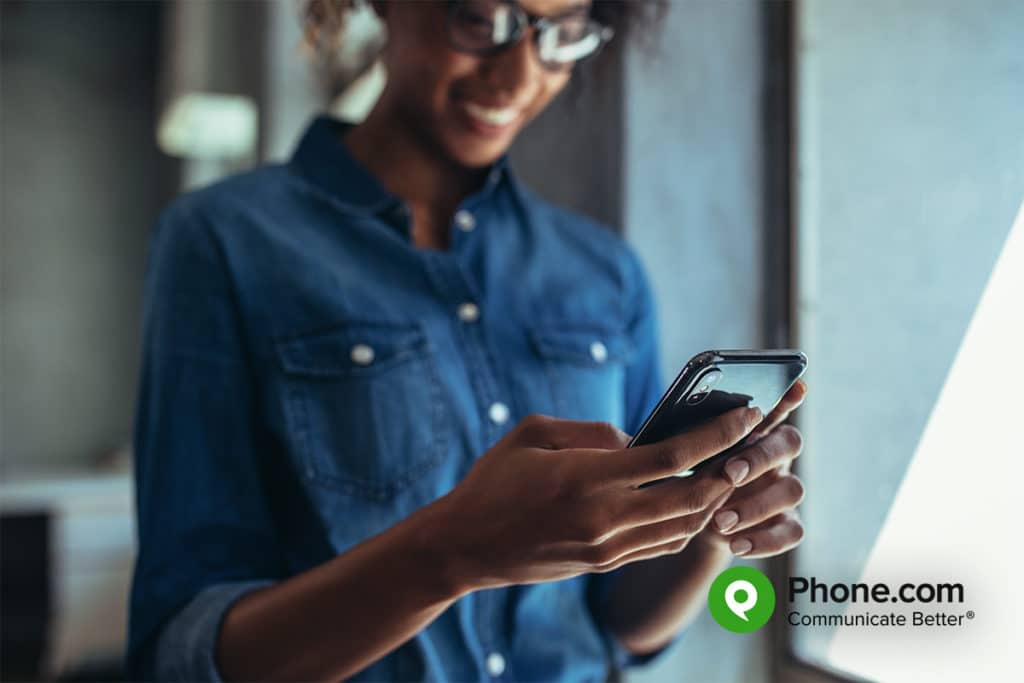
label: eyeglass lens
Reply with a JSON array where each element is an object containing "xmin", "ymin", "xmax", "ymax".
[{"xmin": 448, "ymin": 0, "xmax": 609, "ymax": 67}]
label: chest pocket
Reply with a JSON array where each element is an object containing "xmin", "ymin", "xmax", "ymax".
[
  {"xmin": 529, "ymin": 324, "xmax": 632, "ymax": 426},
  {"xmin": 275, "ymin": 321, "xmax": 449, "ymax": 502}
]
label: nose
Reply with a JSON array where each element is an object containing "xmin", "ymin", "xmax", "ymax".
[{"xmin": 479, "ymin": 30, "xmax": 541, "ymax": 101}]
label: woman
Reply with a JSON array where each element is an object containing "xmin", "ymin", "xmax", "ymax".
[{"xmin": 128, "ymin": 1, "xmax": 808, "ymax": 681}]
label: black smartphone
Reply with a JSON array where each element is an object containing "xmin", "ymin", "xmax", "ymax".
[{"xmin": 629, "ymin": 350, "xmax": 807, "ymax": 477}]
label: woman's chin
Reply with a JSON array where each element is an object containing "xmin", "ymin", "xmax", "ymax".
[
  {"xmin": 439, "ymin": 116, "xmax": 519, "ymax": 167},
  {"xmin": 442, "ymin": 135, "xmax": 511, "ymax": 169}
]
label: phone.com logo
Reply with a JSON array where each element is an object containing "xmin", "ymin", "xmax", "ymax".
[{"xmin": 708, "ymin": 566, "xmax": 777, "ymax": 633}]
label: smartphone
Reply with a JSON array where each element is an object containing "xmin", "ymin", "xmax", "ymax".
[{"xmin": 629, "ymin": 350, "xmax": 807, "ymax": 477}]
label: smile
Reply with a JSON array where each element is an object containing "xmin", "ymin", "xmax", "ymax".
[{"xmin": 462, "ymin": 102, "xmax": 520, "ymax": 127}]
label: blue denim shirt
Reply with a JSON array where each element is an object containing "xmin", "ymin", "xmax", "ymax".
[{"xmin": 128, "ymin": 115, "xmax": 680, "ymax": 682}]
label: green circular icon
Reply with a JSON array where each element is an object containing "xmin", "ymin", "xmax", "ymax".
[{"xmin": 708, "ymin": 566, "xmax": 776, "ymax": 633}]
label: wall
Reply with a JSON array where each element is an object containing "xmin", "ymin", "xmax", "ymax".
[{"xmin": 1, "ymin": 0, "xmax": 177, "ymax": 474}]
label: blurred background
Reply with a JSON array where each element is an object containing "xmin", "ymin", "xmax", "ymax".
[{"xmin": 1, "ymin": 0, "xmax": 1021, "ymax": 681}]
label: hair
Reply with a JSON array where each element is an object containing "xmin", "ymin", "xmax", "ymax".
[{"xmin": 300, "ymin": 0, "xmax": 667, "ymax": 100}]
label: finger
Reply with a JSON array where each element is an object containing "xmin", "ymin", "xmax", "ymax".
[
  {"xmin": 592, "ymin": 531, "xmax": 700, "ymax": 572},
  {"xmin": 577, "ymin": 494, "xmax": 726, "ymax": 568},
  {"xmin": 720, "ymin": 424, "xmax": 803, "ymax": 486},
  {"xmin": 596, "ymin": 485, "xmax": 732, "ymax": 552},
  {"xmin": 749, "ymin": 380, "xmax": 807, "ymax": 441},
  {"xmin": 711, "ymin": 474, "xmax": 805, "ymax": 534},
  {"xmin": 602, "ymin": 406, "xmax": 762, "ymax": 486},
  {"xmin": 716, "ymin": 466, "xmax": 783, "ymax": 505},
  {"xmin": 610, "ymin": 474, "xmax": 736, "ymax": 531},
  {"xmin": 513, "ymin": 414, "xmax": 630, "ymax": 450},
  {"xmin": 724, "ymin": 511, "xmax": 805, "ymax": 559}
]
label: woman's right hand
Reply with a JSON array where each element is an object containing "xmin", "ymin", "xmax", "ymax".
[{"xmin": 431, "ymin": 407, "xmax": 762, "ymax": 594}]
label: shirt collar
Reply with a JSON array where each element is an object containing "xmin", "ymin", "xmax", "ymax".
[{"xmin": 288, "ymin": 114, "xmax": 513, "ymax": 217}]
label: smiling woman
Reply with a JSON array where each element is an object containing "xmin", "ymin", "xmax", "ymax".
[
  {"xmin": 302, "ymin": 0, "xmax": 666, "ymax": 69},
  {"xmin": 303, "ymin": 0, "xmax": 663, "ymax": 171},
  {"xmin": 125, "ymin": 1, "xmax": 810, "ymax": 682},
  {"xmin": 302, "ymin": 0, "xmax": 664, "ymax": 114}
]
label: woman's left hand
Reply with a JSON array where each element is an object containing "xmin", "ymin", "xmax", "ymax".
[{"xmin": 695, "ymin": 380, "xmax": 808, "ymax": 559}]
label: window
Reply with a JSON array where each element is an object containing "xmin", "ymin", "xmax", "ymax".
[{"xmin": 785, "ymin": 0, "xmax": 1024, "ymax": 679}]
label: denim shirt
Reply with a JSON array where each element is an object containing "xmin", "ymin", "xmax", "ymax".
[{"xmin": 127, "ymin": 115, "xmax": 680, "ymax": 682}]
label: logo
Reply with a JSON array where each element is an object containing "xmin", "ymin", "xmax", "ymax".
[{"xmin": 708, "ymin": 566, "xmax": 776, "ymax": 633}]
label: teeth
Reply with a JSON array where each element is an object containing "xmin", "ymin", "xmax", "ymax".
[{"xmin": 464, "ymin": 102, "xmax": 518, "ymax": 127}]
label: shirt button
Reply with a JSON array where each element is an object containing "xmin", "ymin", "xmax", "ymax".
[
  {"xmin": 455, "ymin": 210, "xmax": 476, "ymax": 232},
  {"xmin": 457, "ymin": 302, "xmax": 480, "ymax": 322},
  {"xmin": 589, "ymin": 340, "xmax": 608, "ymax": 363},
  {"xmin": 350, "ymin": 344, "xmax": 375, "ymax": 366},
  {"xmin": 485, "ymin": 651, "xmax": 506, "ymax": 677},
  {"xmin": 488, "ymin": 402, "xmax": 510, "ymax": 425}
]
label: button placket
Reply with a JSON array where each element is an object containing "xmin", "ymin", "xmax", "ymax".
[{"xmin": 421, "ymin": 252, "xmax": 512, "ymax": 446}]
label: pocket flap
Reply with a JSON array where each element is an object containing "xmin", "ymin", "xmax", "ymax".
[
  {"xmin": 529, "ymin": 324, "xmax": 631, "ymax": 366},
  {"xmin": 275, "ymin": 321, "xmax": 429, "ymax": 378}
]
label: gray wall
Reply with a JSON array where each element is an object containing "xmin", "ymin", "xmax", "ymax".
[
  {"xmin": 263, "ymin": 0, "xmax": 324, "ymax": 162},
  {"xmin": 792, "ymin": 0, "xmax": 1024, "ymax": 665},
  {"xmin": 1, "ymin": 1, "xmax": 177, "ymax": 474}
]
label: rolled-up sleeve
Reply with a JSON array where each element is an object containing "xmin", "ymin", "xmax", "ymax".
[
  {"xmin": 127, "ymin": 200, "xmax": 282, "ymax": 681},
  {"xmin": 152, "ymin": 581, "xmax": 273, "ymax": 682},
  {"xmin": 586, "ymin": 248, "xmax": 686, "ymax": 671}
]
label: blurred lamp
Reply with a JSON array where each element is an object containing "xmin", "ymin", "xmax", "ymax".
[{"xmin": 157, "ymin": 92, "xmax": 257, "ymax": 160}]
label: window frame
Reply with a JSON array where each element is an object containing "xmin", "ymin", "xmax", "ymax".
[{"xmin": 760, "ymin": 2, "xmax": 866, "ymax": 681}]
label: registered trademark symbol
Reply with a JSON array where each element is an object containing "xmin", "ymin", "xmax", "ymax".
[{"xmin": 966, "ymin": 611, "xmax": 975, "ymax": 619}]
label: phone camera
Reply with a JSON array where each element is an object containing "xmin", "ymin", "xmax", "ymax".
[{"xmin": 686, "ymin": 391, "xmax": 709, "ymax": 405}]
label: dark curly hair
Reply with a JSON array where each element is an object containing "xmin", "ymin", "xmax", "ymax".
[{"xmin": 300, "ymin": 0, "xmax": 667, "ymax": 101}]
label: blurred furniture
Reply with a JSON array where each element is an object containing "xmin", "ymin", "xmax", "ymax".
[
  {"xmin": 1, "ymin": 511, "xmax": 50, "ymax": 680},
  {"xmin": 0, "ymin": 471, "xmax": 134, "ymax": 680}
]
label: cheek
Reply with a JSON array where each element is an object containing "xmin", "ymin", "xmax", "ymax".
[
  {"xmin": 391, "ymin": 48, "xmax": 478, "ymax": 116},
  {"xmin": 432, "ymin": 54, "xmax": 488, "ymax": 104},
  {"xmin": 384, "ymin": 10, "xmax": 470, "ymax": 104}
]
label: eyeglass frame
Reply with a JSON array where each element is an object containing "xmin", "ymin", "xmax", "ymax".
[{"xmin": 444, "ymin": 0, "xmax": 615, "ymax": 71}]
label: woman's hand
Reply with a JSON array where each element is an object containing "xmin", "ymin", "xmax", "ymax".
[
  {"xmin": 596, "ymin": 381, "xmax": 808, "ymax": 655},
  {"xmin": 696, "ymin": 380, "xmax": 808, "ymax": 558},
  {"xmin": 431, "ymin": 406, "xmax": 763, "ymax": 594}
]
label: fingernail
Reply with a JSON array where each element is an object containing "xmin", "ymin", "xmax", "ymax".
[
  {"xmin": 731, "ymin": 538, "xmax": 753, "ymax": 556},
  {"xmin": 714, "ymin": 509, "xmax": 739, "ymax": 532},
  {"xmin": 724, "ymin": 459, "xmax": 750, "ymax": 485},
  {"xmin": 747, "ymin": 407, "xmax": 763, "ymax": 428}
]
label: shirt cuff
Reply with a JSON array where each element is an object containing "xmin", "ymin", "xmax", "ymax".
[{"xmin": 154, "ymin": 580, "xmax": 273, "ymax": 682}]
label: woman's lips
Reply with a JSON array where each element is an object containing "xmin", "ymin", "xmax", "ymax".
[{"xmin": 456, "ymin": 100, "xmax": 521, "ymax": 137}]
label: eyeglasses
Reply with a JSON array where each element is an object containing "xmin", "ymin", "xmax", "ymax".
[{"xmin": 446, "ymin": 0, "xmax": 615, "ymax": 71}]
